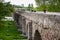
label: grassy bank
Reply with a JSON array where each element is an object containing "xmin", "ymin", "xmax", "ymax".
[{"xmin": 0, "ymin": 21, "xmax": 27, "ymax": 40}]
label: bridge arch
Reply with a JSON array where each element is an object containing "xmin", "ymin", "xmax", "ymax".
[{"xmin": 34, "ymin": 30, "xmax": 42, "ymax": 40}]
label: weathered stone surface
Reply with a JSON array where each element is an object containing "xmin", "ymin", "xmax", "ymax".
[{"xmin": 13, "ymin": 11, "xmax": 60, "ymax": 40}]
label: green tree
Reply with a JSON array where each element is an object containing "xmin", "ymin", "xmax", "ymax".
[
  {"xmin": 27, "ymin": 4, "xmax": 34, "ymax": 11},
  {"xmin": 35, "ymin": 0, "xmax": 41, "ymax": 6},
  {"xmin": 0, "ymin": 2, "xmax": 14, "ymax": 19},
  {"xmin": 35, "ymin": 0, "xmax": 48, "ymax": 11},
  {"xmin": 27, "ymin": 4, "xmax": 31, "ymax": 11},
  {"xmin": 35, "ymin": 0, "xmax": 60, "ymax": 12},
  {"xmin": 30, "ymin": 4, "xmax": 34, "ymax": 10},
  {"xmin": 48, "ymin": 0, "xmax": 60, "ymax": 12},
  {"xmin": 0, "ymin": 1, "xmax": 14, "ymax": 27}
]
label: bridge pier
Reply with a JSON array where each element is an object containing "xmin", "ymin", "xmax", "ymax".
[
  {"xmin": 21, "ymin": 16, "xmax": 27, "ymax": 37},
  {"xmin": 28, "ymin": 21, "xmax": 33, "ymax": 40}
]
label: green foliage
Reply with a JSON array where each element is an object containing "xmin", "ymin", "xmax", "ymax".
[
  {"xmin": 36, "ymin": 4, "xmax": 47, "ymax": 11},
  {"xmin": 0, "ymin": 2, "xmax": 14, "ymax": 27},
  {"xmin": 27, "ymin": 4, "xmax": 34, "ymax": 11},
  {"xmin": 27, "ymin": 4, "xmax": 31, "ymax": 11},
  {"xmin": 0, "ymin": 2, "xmax": 14, "ymax": 19},
  {"xmin": 48, "ymin": 0, "xmax": 60, "ymax": 12},
  {"xmin": 0, "ymin": 21, "xmax": 27, "ymax": 40},
  {"xmin": 35, "ymin": 0, "xmax": 40, "ymax": 6},
  {"xmin": 35, "ymin": 0, "xmax": 60, "ymax": 12}
]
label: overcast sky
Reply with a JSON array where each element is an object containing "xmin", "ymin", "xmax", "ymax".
[{"xmin": 5, "ymin": 0, "xmax": 37, "ymax": 7}]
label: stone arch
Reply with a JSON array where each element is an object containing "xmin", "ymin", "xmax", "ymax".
[
  {"xmin": 58, "ymin": 38, "xmax": 60, "ymax": 40},
  {"xmin": 34, "ymin": 30, "xmax": 42, "ymax": 40}
]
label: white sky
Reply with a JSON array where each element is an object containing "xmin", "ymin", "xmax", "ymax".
[{"xmin": 5, "ymin": 0, "xmax": 37, "ymax": 7}]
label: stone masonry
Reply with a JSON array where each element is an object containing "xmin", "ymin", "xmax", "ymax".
[{"xmin": 13, "ymin": 11, "xmax": 60, "ymax": 40}]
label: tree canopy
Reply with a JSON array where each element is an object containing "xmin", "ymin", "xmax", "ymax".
[
  {"xmin": 0, "ymin": 1, "xmax": 14, "ymax": 27},
  {"xmin": 0, "ymin": 2, "xmax": 14, "ymax": 19},
  {"xmin": 35, "ymin": 0, "xmax": 60, "ymax": 12},
  {"xmin": 27, "ymin": 4, "xmax": 34, "ymax": 11}
]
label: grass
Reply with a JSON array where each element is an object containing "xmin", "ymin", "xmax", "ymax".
[{"xmin": 0, "ymin": 21, "xmax": 27, "ymax": 40}]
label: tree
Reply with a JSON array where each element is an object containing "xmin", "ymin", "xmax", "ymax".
[
  {"xmin": 35, "ymin": 0, "xmax": 41, "ymax": 6},
  {"xmin": 35, "ymin": 0, "xmax": 60, "ymax": 12},
  {"xmin": 21, "ymin": 4, "xmax": 24, "ymax": 8},
  {"xmin": 0, "ymin": 1, "xmax": 14, "ymax": 27},
  {"xmin": 48, "ymin": 0, "xmax": 60, "ymax": 12},
  {"xmin": 27, "ymin": 4, "xmax": 34, "ymax": 11},
  {"xmin": 0, "ymin": 2, "xmax": 14, "ymax": 19},
  {"xmin": 30, "ymin": 4, "xmax": 34, "ymax": 10},
  {"xmin": 35, "ymin": 0, "xmax": 48, "ymax": 11},
  {"xmin": 27, "ymin": 4, "xmax": 31, "ymax": 11}
]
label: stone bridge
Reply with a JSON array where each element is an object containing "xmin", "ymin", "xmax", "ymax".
[{"xmin": 13, "ymin": 11, "xmax": 60, "ymax": 40}]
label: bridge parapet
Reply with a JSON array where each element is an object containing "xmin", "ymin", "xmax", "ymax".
[{"xmin": 13, "ymin": 11, "xmax": 60, "ymax": 40}]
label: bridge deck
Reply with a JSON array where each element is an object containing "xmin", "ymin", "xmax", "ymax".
[{"xmin": 15, "ymin": 11, "xmax": 60, "ymax": 25}]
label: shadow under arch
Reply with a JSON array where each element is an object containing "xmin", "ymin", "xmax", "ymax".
[{"xmin": 34, "ymin": 30, "xmax": 42, "ymax": 40}]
